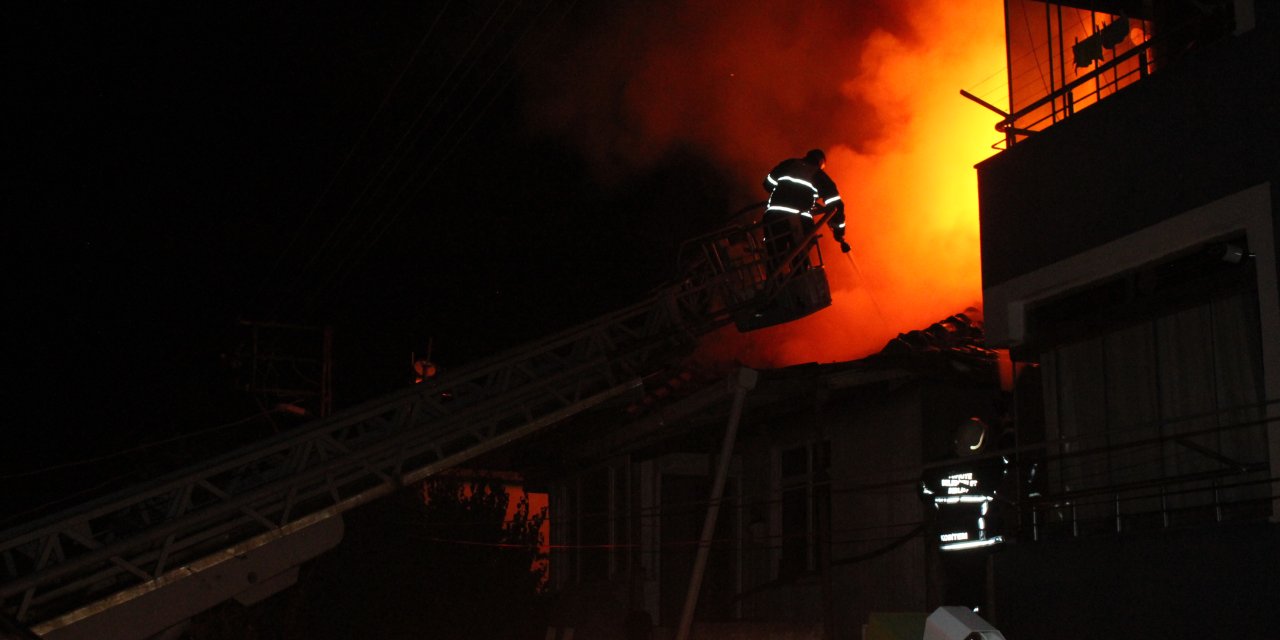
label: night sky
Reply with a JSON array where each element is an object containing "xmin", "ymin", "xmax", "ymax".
[
  {"xmin": 7, "ymin": 0, "xmax": 922, "ymax": 515},
  {"xmin": 7, "ymin": 1, "xmax": 744, "ymax": 509}
]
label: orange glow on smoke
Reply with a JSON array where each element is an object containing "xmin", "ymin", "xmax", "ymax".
[
  {"xmin": 696, "ymin": 0, "xmax": 1007, "ymax": 367},
  {"xmin": 527, "ymin": 0, "xmax": 1008, "ymax": 368}
]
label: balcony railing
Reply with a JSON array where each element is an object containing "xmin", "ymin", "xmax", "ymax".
[
  {"xmin": 972, "ymin": 4, "xmax": 1241, "ymax": 150},
  {"xmin": 1010, "ymin": 400, "xmax": 1278, "ymax": 543},
  {"xmin": 1001, "ymin": 36, "xmax": 1152, "ymax": 145}
]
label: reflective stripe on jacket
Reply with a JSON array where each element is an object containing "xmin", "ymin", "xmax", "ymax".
[{"xmin": 763, "ymin": 158, "xmax": 841, "ymax": 221}]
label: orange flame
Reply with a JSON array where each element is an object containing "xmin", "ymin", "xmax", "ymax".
[
  {"xmin": 697, "ymin": 0, "xmax": 1007, "ymax": 367},
  {"xmin": 527, "ymin": 0, "xmax": 1007, "ymax": 367}
]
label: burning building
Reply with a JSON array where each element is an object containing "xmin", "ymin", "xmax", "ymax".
[
  {"xmin": 526, "ymin": 311, "xmax": 1008, "ymax": 639},
  {"xmin": 530, "ymin": 1, "xmax": 1280, "ymax": 638},
  {"xmin": 4, "ymin": 3, "xmax": 1276, "ymax": 639}
]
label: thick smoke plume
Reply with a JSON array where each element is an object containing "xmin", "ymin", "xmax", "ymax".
[{"xmin": 527, "ymin": 0, "xmax": 1006, "ymax": 367}]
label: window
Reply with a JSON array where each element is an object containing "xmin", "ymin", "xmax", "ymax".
[
  {"xmin": 1025, "ymin": 252, "xmax": 1271, "ymax": 536},
  {"xmin": 777, "ymin": 440, "xmax": 831, "ymax": 577}
]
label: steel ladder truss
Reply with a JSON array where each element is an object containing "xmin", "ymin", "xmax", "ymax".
[{"xmin": 0, "ymin": 211, "xmax": 834, "ymax": 633}]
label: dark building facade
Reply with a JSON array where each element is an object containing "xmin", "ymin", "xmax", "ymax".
[
  {"xmin": 978, "ymin": 1, "xmax": 1279, "ymax": 638},
  {"xmin": 535, "ymin": 315, "xmax": 1008, "ymax": 640}
]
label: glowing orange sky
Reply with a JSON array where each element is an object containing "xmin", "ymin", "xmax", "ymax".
[{"xmin": 528, "ymin": 0, "xmax": 1008, "ymax": 368}]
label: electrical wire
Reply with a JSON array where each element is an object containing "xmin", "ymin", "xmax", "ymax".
[
  {"xmin": 302, "ymin": 0, "xmax": 574, "ymax": 313},
  {"xmin": 0, "ymin": 409, "xmax": 284, "ymax": 480},
  {"xmin": 301, "ymin": 9, "xmax": 531, "ymax": 308},
  {"xmin": 285, "ymin": 0, "xmax": 531, "ymax": 314},
  {"xmin": 0, "ymin": 470, "xmax": 139, "ymax": 528},
  {"xmin": 1017, "ymin": 0, "xmax": 1052, "ymax": 98},
  {"xmin": 394, "ymin": 477, "xmax": 1278, "ymax": 559},
  {"xmin": 288, "ymin": 404, "xmax": 1280, "ymax": 534},
  {"xmin": 259, "ymin": 1, "xmax": 455, "ymax": 315},
  {"xmin": 409, "ymin": 520, "xmax": 928, "ymax": 554},
  {"xmin": 8, "ymin": 392, "xmax": 1268, "ymax": 536}
]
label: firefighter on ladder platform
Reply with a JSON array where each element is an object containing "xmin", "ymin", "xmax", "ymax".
[{"xmin": 762, "ymin": 149, "xmax": 850, "ymax": 272}]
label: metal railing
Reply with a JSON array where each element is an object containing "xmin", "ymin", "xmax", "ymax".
[
  {"xmin": 1011, "ymin": 400, "xmax": 1279, "ymax": 542},
  {"xmin": 996, "ymin": 37, "xmax": 1153, "ymax": 146},
  {"xmin": 971, "ymin": 10, "xmax": 1239, "ymax": 150}
]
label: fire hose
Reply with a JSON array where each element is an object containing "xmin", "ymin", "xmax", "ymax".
[{"xmin": 843, "ymin": 251, "xmax": 891, "ymax": 329}]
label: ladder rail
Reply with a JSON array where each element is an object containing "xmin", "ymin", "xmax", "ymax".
[
  {"xmin": 4, "ymin": 270, "xmax": 715, "ymax": 539},
  {"xmin": 3, "ymin": 362, "xmax": 644, "ymax": 620},
  {"xmin": 1, "ymin": 217, "xmax": 825, "ymax": 625}
]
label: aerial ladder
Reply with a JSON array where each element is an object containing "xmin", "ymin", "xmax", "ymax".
[{"xmin": 0, "ymin": 208, "xmax": 837, "ymax": 639}]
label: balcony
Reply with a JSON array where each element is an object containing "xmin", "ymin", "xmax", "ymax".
[{"xmin": 978, "ymin": 0, "xmax": 1246, "ymax": 149}]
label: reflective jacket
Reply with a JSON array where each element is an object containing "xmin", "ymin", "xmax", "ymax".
[{"xmin": 762, "ymin": 158, "xmax": 846, "ymax": 235}]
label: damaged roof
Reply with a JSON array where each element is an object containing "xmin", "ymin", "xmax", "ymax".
[{"xmin": 512, "ymin": 309, "xmax": 1003, "ymax": 474}]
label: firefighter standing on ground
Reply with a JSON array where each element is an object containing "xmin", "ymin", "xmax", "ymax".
[{"xmin": 761, "ymin": 149, "xmax": 849, "ymax": 272}]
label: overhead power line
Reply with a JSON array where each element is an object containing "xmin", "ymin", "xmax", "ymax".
[{"xmin": 260, "ymin": 1, "xmax": 455, "ymax": 318}]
